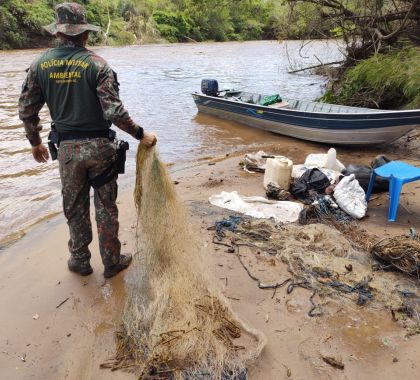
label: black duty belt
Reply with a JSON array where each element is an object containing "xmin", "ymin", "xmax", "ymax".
[
  {"xmin": 47, "ymin": 124, "xmax": 129, "ymax": 189},
  {"xmin": 59, "ymin": 129, "xmax": 112, "ymax": 141},
  {"xmin": 48, "ymin": 125, "xmax": 117, "ymax": 161}
]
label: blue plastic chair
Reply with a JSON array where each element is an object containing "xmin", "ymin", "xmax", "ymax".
[{"xmin": 365, "ymin": 161, "xmax": 420, "ymax": 222}]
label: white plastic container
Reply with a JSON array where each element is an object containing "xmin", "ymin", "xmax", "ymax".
[
  {"xmin": 263, "ymin": 156, "xmax": 293, "ymax": 190},
  {"xmin": 325, "ymin": 148, "xmax": 337, "ymax": 170},
  {"xmin": 304, "ymin": 148, "xmax": 345, "ymax": 172}
]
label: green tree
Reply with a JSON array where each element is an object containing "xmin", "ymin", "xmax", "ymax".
[
  {"xmin": 0, "ymin": 0, "xmax": 54, "ymax": 49},
  {"xmin": 0, "ymin": 0, "xmax": 296, "ymax": 48}
]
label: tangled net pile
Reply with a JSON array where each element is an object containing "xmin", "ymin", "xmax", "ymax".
[
  {"xmin": 299, "ymin": 203, "xmax": 376, "ymax": 252},
  {"xmin": 371, "ymin": 232, "xmax": 420, "ymax": 277},
  {"xmin": 299, "ymin": 204, "xmax": 420, "ymax": 276},
  {"xmin": 113, "ymin": 146, "xmax": 265, "ymax": 379},
  {"xmin": 212, "ymin": 217, "xmax": 420, "ymax": 317}
]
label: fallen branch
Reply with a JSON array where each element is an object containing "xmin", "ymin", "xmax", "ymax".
[
  {"xmin": 288, "ymin": 60, "xmax": 344, "ymax": 73},
  {"xmin": 373, "ymin": 1, "xmax": 417, "ymax": 41},
  {"xmin": 181, "ymin": 35, "xmax": 198, "ymax": 43}
]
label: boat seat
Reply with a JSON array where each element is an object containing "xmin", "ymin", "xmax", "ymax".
[
  {"xmin": 267, "ymin": 101, "xmax": 289, "ymax": 109},
  {"xmin": 365, "ymin": 161, "xmax": 420, "ymax": 222},
  {"xmin": 239, "ymin": 93, "xmax": 264, "ymax": 105}
]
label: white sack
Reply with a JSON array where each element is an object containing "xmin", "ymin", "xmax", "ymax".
[
  {"xmin": 209, "ymin": 191, "xmax": 303, "ymax": 223},
  {"xmin": 333, "ymin": 174, "xmax": 367, "ymax": 219}
]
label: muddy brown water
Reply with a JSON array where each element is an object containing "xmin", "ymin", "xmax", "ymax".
[
  {"xmin": 0, "ymin": 40, "xmax": 346, "ymax": 246},
  {"xmin": 1, "ymin": 40, "xmax": 419, "ymax": 248},
  {"xmin": 7, "ymin": 40, "xmax": 418, "ymax": 247}
]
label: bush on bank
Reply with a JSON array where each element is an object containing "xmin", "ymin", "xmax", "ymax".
[
  {"xmin": 321, "ymin": 47, "xmax": 420, "ymax": 110},
  {"xmin": 0, "ymin": 0, "xmax": 54, "ymax": 49}
]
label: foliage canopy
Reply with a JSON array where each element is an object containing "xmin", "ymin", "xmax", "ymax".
[{"xmin": 0, "ymin": 0, "xmax": 291, "ymax": 48}]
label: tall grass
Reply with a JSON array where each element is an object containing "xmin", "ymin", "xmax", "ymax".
[{"xmin": 321, "ymin": 47, "xmax": 420, "ymax": 109}]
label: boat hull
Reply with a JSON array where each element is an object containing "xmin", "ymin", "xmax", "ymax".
[{"xmin": 193, "ymin": 94, "xmax": 419, "ymax": 146}]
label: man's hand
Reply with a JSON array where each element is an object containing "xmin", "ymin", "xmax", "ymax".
[
  {"xmin": 141, "ymin": 132, "xmax": 157, "ymax": 148},
  {"xmin": 32, "ymin": 143, "xmax": 49, "ymax": 163}
]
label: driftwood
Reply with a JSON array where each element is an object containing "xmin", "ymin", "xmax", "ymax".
[{"xmin": 288, "ymin": 60, "xmax": 345, "ymax": 73}]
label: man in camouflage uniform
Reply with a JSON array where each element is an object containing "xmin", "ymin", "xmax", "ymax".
[{"xmin": 18, "ymin": 2, "xmax": 157, "ymax": 278}]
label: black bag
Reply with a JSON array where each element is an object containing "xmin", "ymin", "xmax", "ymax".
[
  {"xmin": 342, "ymin": 155, "xmax": 390, "ymax": 193},
  {"xmin": 371, "ymin": 154, "xmax": 391, "ymax": 169},
  {"xmin": 342, "ymin": 164, "xmax": 372, "ymax": 190},
  {"xmin": 291, "ymin": 168, "xmax": 331, "ymax": 203}
]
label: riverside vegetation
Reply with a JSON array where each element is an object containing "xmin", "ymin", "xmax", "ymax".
[
  {"xmin": 1, "ymin": 0, "xmax": 418, "ymax": 110},
  {"xmin": 321, "ymin": 46, "xmax": 420, "ymax": 110},
  {"xmin": 0, "ymin": 0, "xmax": 294, "ymax": 48}
]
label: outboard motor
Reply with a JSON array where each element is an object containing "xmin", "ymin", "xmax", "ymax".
[{"xmin": 201, "ymin": 79, "xmax": 219, "ymax": 96}]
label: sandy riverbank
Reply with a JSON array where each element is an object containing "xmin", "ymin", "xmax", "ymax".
[{"xmin": 0, "ymin": 137, "xmax": 419, "ymax": 379}]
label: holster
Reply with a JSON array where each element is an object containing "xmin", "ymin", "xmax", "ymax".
[
  {"xmin": 115, "ymin": 140, "xmax": 129, "ymax": 174},
  {"xmin": 48, "ymin": 124, "xmax": 59, "ymax": 161}
]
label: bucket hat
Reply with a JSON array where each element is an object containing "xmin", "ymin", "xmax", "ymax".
[{"xmin": 43, "ymin": 2, "xmax": 101, "ymax": 36}]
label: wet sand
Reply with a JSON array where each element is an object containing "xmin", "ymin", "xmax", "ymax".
[{"xmin": 0, "ymin": 135, "xmax": 419, "ymax": 379}]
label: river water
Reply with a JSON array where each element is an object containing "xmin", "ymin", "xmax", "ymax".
[{"xmin": 0, "ymin": 40, "xmax": 342, "ymax": 245}]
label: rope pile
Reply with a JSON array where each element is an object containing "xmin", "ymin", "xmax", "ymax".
[{"xmin": 371, "ymin": 232, "xmax": 420, "ymax": 277}]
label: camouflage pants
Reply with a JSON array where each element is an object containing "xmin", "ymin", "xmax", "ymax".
[{"xmin": 58, "ymin": 138, "xmax": 121, "ymax": 268}]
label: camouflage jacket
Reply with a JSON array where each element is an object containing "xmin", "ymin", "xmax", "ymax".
[{"xmin": 18, "ymin": 40, "xmax": 143, "ymax": 146}]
